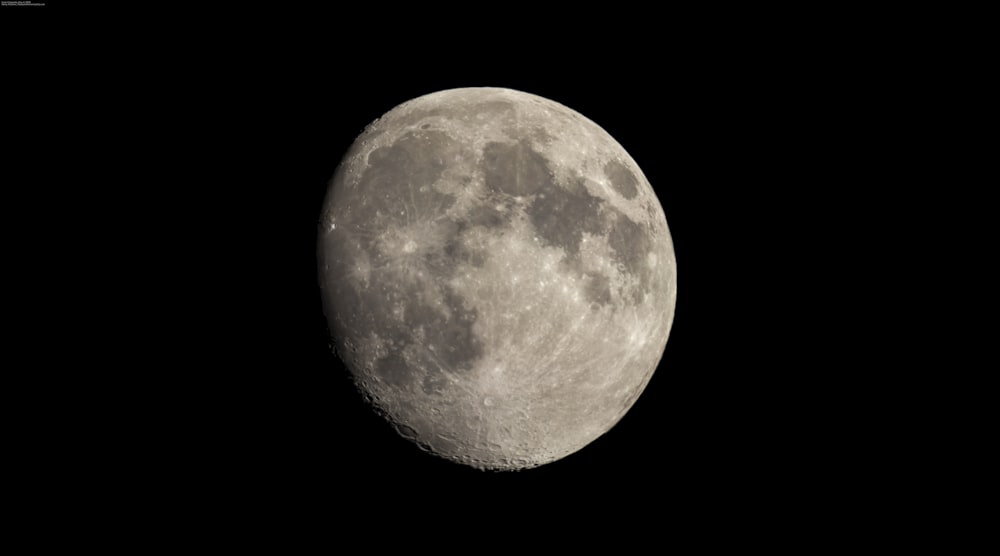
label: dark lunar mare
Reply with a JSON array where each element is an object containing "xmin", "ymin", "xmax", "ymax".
[
  {"xmin": 476, "ymin": 140, "xmax": 652, "ymax": 307},
  {"xmin": 603, "ymin": 159, "xmax": 639, "ymax": 200},
  {"xmin": 605, "ymin": 210, "xmax": 653, "ymax": 303},
  {"xmin": 526, "ymin": 176, "xmax": 605, "ymax": 258},
  {"xmin": 481, "ymin": 141, "xmax": 551, "ymax": 197}
]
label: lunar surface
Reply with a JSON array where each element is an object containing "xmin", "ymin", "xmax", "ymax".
[{"xmin": 318, "ymin": 87, "xmax": 676, "ymax": 470}]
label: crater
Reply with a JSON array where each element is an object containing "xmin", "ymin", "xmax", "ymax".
[
  {"xmin": 393, "ymin": 422, "xmax": 421, "ymax": 442},
  {"xmin": 429, "ymin": 433, "xmax": 461, "ymax": 455}
]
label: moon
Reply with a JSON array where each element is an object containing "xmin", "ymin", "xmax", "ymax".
[{"xmin": 318, "ymin": 87, "xmax": 676, "ymax": 470}]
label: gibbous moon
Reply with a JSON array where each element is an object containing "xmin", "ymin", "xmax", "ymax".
[{"xmin": 318, "ymin": 87, "xmax": 676, "ymax": 470}]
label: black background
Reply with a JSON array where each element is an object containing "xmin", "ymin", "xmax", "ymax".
[
  {"xmin": 6, "ymin": 4, "xmax": 926, "ymax": 539},
  {"xmin": 188, "ymin": 17, "xmax": 868, "ymax": 516}
]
